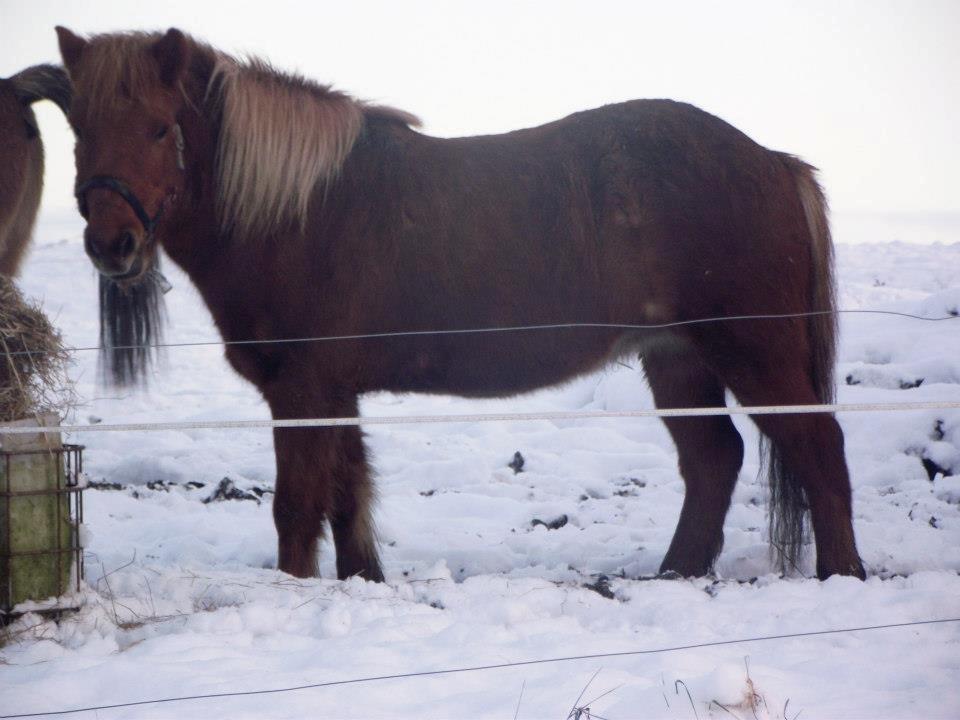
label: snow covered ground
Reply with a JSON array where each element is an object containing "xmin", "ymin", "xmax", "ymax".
[{"xmin": 2, "ymin": 211, "xmax": 959, "ymax": 719}]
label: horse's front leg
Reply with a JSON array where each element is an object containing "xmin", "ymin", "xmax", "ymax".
[
  {"xmin": 268, "ymin": 391, "xmax": 383, "ymax": 581},
  {"xmin": 329, "ymin": 424, "xmax": 384, "ymax": 582}
]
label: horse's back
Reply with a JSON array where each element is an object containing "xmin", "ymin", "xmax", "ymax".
[
  {"xmin": 345, "ymin": 99, "xmax": 817, "ymax": 324},
  {"xmin": 386, "ymin": 98, "xmax": 808, "ymax": 262},
  {"xmin": 562, "ymin": 99, "xmax": 803, "ymax": 232}
]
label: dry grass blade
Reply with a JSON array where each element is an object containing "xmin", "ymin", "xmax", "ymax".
[
  {"xmin": 513, "ymin": 679, "xmax": 525, "ymax": 720},
  {"xmin": 567, "ymin": 668, "xmax": 602, "ymax": 719},
  {"xmin": 675, "ymin": 679, "xmax": 699, "ymax": 720},
  {"xmin": 0, "ymin": 277, "xmax": 74, "ymax": 423}
]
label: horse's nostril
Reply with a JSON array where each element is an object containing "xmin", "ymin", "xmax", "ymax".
[
  {"xmin": 84, "ymin": 234, "xmax": 101, "ymax": 260},
  {"xmin": 117, "ymin": 230, "xmax": 136, "ymax": 258}
]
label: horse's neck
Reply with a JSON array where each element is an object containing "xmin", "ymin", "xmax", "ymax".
[
  {"xmin": 158, "ymin": 67, "xmax": 380, "ymax": 342},
  {"xmin": 159, "ymin": 53, "xmax": 223, "ymax": 278},
  {"xmin": 159, "ymin": 144, "xmax": 217, "ymax": 276}
]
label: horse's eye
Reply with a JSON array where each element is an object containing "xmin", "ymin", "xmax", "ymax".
[{"xmin": 155, "ymin": 125, "xmax": 169, "ymax": 140}]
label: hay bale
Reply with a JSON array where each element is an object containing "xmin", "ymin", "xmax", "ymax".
[{"xmin": 0, "ymin": 276, "xmax": 73, "ymax": 423}]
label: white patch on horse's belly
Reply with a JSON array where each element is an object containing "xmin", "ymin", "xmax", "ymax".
[{"xmin": 642, "ymin": 301, "xmax": 672, "ymax": 323}]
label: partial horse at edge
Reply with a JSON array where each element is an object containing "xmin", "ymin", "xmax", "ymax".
[{"xmin": 0, "ymin": 65, "xmax": 70, "ymax": 277}]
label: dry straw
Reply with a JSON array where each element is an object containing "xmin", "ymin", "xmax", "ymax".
[{"xmin": 0, "ymin": 276, "xmax": 74, "ymax": 423}]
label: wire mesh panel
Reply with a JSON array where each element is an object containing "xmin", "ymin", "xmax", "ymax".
[{"xmin": 0, "ymin": 416, "xmax": 84, "ymax": 615}]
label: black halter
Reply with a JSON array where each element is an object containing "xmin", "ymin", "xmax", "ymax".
[
  {"xmin": 74, "ymin": 123, "xmax": 185, "ymax": 237},
  {"xmin": 75, "ymin": 175, "xmax": 163, "ymax": 235}
]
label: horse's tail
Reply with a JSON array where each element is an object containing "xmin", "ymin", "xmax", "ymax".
[
  {"xmin": 10, "ymin": 65, "xmax": 71, "ymax": 117},
  {"xmin": 765, "ymin": 152, "xmax": 839, "ymax": 572},
  {"xmin": 779, "ymin": 153, "xmax": 837, "ymax": 404},
  {"xmin": 99, "ymin": 270, "xmax": 168, "ymax": 388}
]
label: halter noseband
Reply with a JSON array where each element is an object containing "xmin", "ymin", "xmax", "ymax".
[
  {"xmin": 75, "ymin": 175, "xmax": 162, "ymax": 235},
  {"xmin": 74, "ymin": 123, "xmax": 186, "ymax": 237}
]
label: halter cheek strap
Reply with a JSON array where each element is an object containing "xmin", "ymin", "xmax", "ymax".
[{"xmin": 172, "ymin": 123, "xmax": 185, "ymax": 171}]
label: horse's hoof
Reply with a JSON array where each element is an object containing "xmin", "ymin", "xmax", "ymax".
[
  {"xmin": 816, "ymin": 559, "xmax": 867, "ymax": 581},
  {"xmin": 655, "ymin": 570, "xmax": 685, "ymax": 581}
]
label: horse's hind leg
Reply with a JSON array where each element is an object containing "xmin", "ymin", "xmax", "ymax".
[
  {"xmin": 701, "ymin": 326, "xmax": 865, "ymax": 579},
  {"xmin": 642, "ymin": 344, "xmax": 744, "ymax": 577}
]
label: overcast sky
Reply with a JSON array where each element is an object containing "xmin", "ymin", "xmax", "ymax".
[{"xmin": 2, "ymin": 0, "xmax": 958, "ymax": 217}]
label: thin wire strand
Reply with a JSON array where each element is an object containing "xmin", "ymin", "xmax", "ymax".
[
  {"xmin": 3, "ymin": 308, "xmax": 957, "ymax": 358},
  {"xmin": 0, "ymin": 400, "xmax": 957, "ymax": 436},
  {"xmin": 1, "ymin": 617, "xmax": 956, "ymax": 719}
]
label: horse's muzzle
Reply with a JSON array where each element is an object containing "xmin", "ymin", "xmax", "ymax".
[
  {"xmin": 84, "ymin": 224, "xmax": 145, "ymax": 280},
  {"xmin": 76, "ymin": 175, "xmax": 160, "ymax": 282}
]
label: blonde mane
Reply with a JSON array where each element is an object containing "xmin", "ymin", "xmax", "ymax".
[{"xmin": 212, "ymin": 58, "xmax": 372, "ymax": 237}]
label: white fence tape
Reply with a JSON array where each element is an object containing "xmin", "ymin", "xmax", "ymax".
[{"xmin": 0, "ymin": 400, "xmax": 957, "ymax": 435}]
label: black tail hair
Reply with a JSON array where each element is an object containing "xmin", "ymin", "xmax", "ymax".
[
  {"xmin": 98, "ymin": 268, "xmax": 167, "ymax": 387},
  {"xmin": 11, "ymin": 64, "xmax": 71, "ymax": 116},
  {"xmin": 766, "ymin": 153, "xmax": 839, "ymax": 574}
]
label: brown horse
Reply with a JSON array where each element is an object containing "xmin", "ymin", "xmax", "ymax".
[
  {"xmin": 57, "ymin": 27, "xmax": 865, "ymax": 582},
  {"xmin": 0, "ymin": 65, "xmax": 71, "ymax": 277}
]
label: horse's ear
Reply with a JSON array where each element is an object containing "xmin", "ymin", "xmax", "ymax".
[
  {"xmin": 151, "ymin": 28, "xmax": 190, "ymax": 87},
  {"xmin": 55, "ymin": 26, "xmax": 87, "ymax": 73}
]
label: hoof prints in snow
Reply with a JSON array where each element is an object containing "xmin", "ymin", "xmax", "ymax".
[
  {"xmin": 531, "ymin": 514, "xmax": 569, "ymax": 530},
  {"xmin": 903, "ymin": 418, "xmax": 959, "ymax": 480},
  {"xmin": 507, "ymin": 450, "xmax": 525, "ymax": 473},
  {"xmin": 844, "ymin": 367, "xmax": 926, "ymax": 390},
  {"xmin": 85, "ymin": 477, "xmax": 275, "ymax": 504},
  {"xmin": 203, "ymin": 477, "xmax": 274, "ymax": 504}
]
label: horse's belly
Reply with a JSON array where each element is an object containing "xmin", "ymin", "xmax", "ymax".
[{"xmin": 377, "ymin": 329, "xmax": 624, "ymax": 398}]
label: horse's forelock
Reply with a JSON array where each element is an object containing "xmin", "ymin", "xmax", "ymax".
[{"xmin": 68, "ymin": 32, "xmax": 169, "ymax": 111}]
